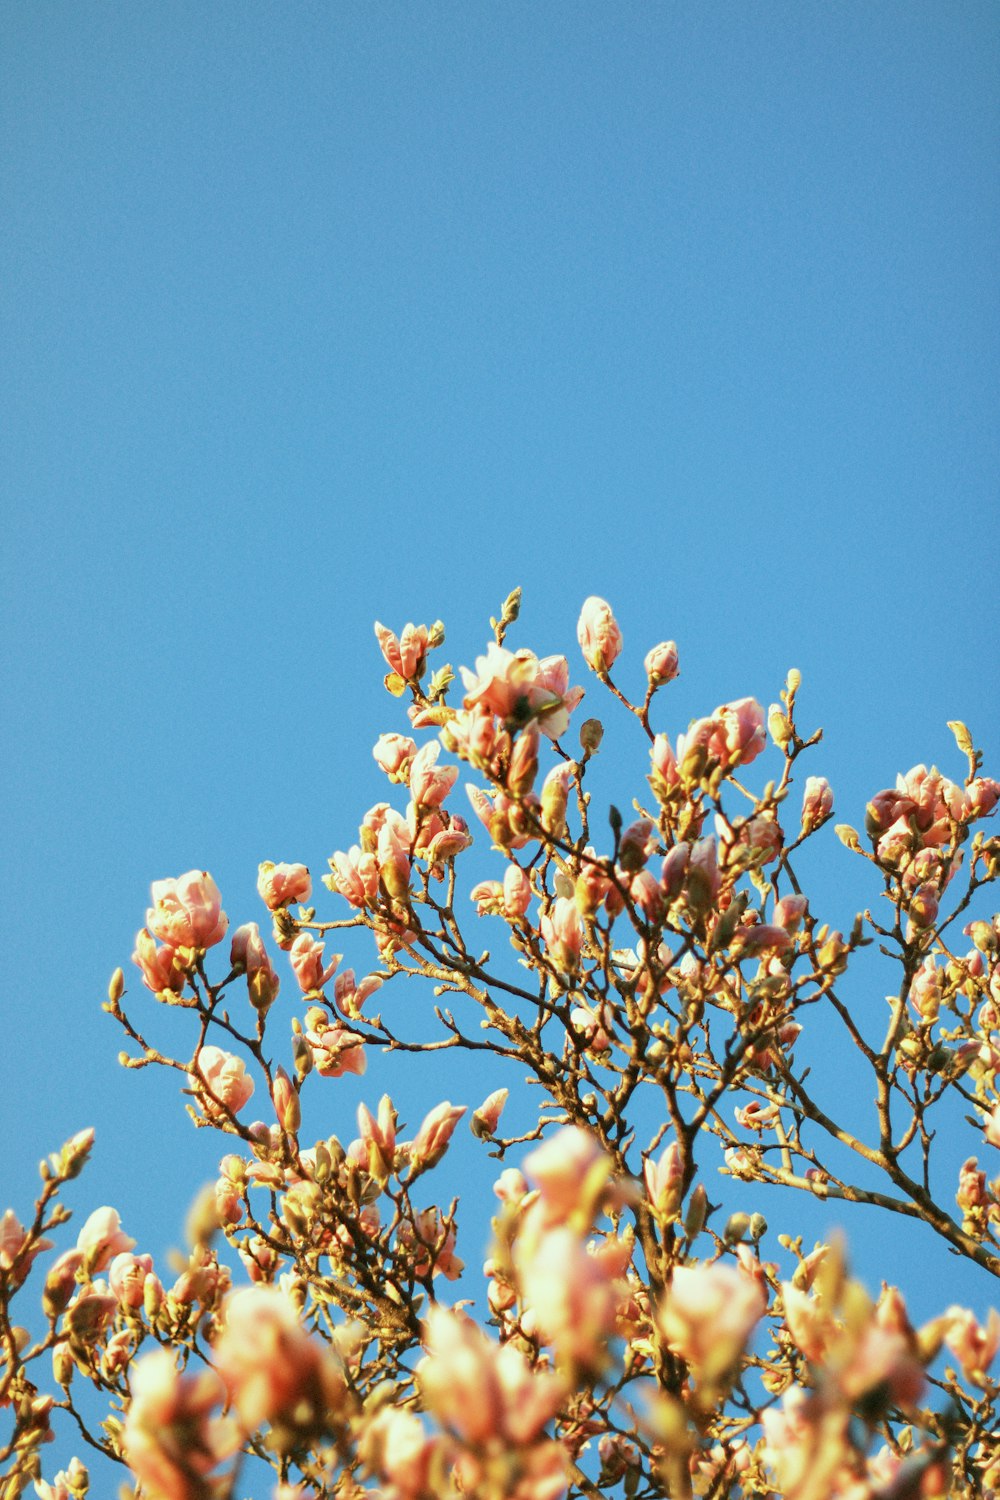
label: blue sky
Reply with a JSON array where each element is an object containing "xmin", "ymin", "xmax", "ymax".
[{"xmin": 2, "ymin": 0, "xmax": 998, "ymax": 1475}]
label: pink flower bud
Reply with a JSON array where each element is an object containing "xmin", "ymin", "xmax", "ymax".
[
  {"xmin": 967, "ymin": 777, "xmax": 1000, "ymax": 818},
  {"xmin": 76, "ymin": 1206, "xmax": 136, "ymax": 1275},
  {"xmin": 800, "ymin": 776, "xmax": 834, "ymax": 835},
  {"xmin": 471, "ymin": 1088, "xmax": 509, "ymax": 1140},
  {"xmin": 643, "ymin": 640, "xmax": 679, "ymax": 686},
  {"xmin": 0, "ymin": 1211, "xmax": 53, "ymax": 1288},
  {"xmin": 357, "ymin": 1095, "xmax": 397, "ymax": 1179},
  {"xmin": 773, "ymin": 895, "xmax": 808, "ymax": 933},
  {"xmin": 577, "ymin": 596, "xmax": 623, "ymax": 674},
  {"xmin": 649, "ymin": 733, "xmax": 680, "ymax": 796},
  {"xmin": 540, "ymin": 896, "xmax": 583, "ymax": 972},
  {"xmin": 256, "ymin": 862, "xmax": 311, "ymax": 911},
  {"xmin": 643, "ymin": 1142, "xmax": 684, "ymax": 1222},
  {"xmin": 271, "ymin": 1067, "xmax": 301, "ymax": 1134},
  {"xmin": 230, "ymin": 922, "xmax": 281, "ymax": 1012},
  {"xmin": 411, "ymin": 1101, "xmax": 467, "ymax": 1172}
]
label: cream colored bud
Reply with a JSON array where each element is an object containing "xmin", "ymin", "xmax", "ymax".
[
  {"xmin": 428, "ymin": 619, "xmax": 446, "ymax": 648},
  {"xmin": 768, "ymin": 705, "xmax": 791, "ymax": 750},
  {"xmin": 723, "ymin": 1211, "xmax": 751, "ymax": 1243},
  {"xmin": 500, "ymin": 587, "xmax": 522, "ymax": 625},
  {"xmin": 786, "ymin": 668, "xmax": 801, "ymax": 696},
  {"xmin": 108, "ymin": 967, "xmax": 125, "ymax": 1004},
  {"xmin": 835, "ymin": 823, "xmax": 861, "ymax": 852}
]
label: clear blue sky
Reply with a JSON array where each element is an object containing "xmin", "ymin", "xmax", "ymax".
[{"xmin": 2, "ymin": 0, "xmax": 998, "ymax": 1468}]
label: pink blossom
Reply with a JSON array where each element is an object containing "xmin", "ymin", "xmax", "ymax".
[
  {"xmin": 773, "ymin": 894, "xmax": 808, "ymax": 933},
  {"xmin": 417, "ymin": 1305, "xmax": 566, "ymax": 1449},
  {"xmin": 0, "ymin": 1210, "xmax": 52, "ymax": 1288},
  {"xmin": 132, "ymin": 928, "xmax": 185, "ymax": 996},
  {"xmin": 577, "ymin": 596, "xmax": 623, "ymax": 674},
  {"xmin": 540, "ymin": 896, "xmax": 584, "ymax": 973},
  {"xmin": 471, "ymin": 1088, "xmax": 509, "ymax": 1139},
  {"xmin": 658, "ymin": 1262, "xmax": 766, "ymax": 1379},
  {"xmin": 624, "ymin": 872, "xmax": 660, "ymax": 928},
  {"xmin": 357, "ymin": 1095, "xmax": 397, "ymax": 1179},
  {"xmin": 944, "ymin": 1305, "xmax": 1000, "ymax": 1384},
  {"xmin": 460, "ymin": 642, "xmax": 583, "ymax": 740},
  {"xmin": 76, "ymin": 1206, "xmax": 135, "ymax": 1275},
  {"xmin": 410, "ymin": 1101, "xmax": 467, "ymax": 1172},
  {"xmin": 649, "ymin": 733, "xmax": 681, "ymax": 796},
  {"xmin": 372, "ymin": 733, "xmax": 417, "ymax": 781},
  {"xmin": 983, "ymin": 1104, "xmax": 1000, "ymax": 1148},
  {"xmin": 734, "ymin": 1099, "xmax": 782, "ymax": 1130},
  {"xmin": 502, "ymin": 863, "xmax": 532, "ymax": 918},
  {"xmin": 123, "ymin": 1349, "xmax": 237, "ymax": 1500},
  {"xmin": 189, "ymin": 1046, "xmax": 254, "ymax": 1119},
  {"xmin": 518, "ymin": 1227, "xmax": 631, "ymax": 1371},
  {"xmin": 230, "ymin": 922, "xmax": 280, "ymax": 1011},
  {"xmin": 363, "ymin": 1407, "xmax": 442, "ymax": 1499},
  {"xmin": 800, "ymin": 776, "xmax": 834, "ymax": 834},
  {"xmin": 643, "ymin": 640, "xmax": 679, "ymax": 686},
  {"xmin": 967, "ymin": 777, "xmax": 1000, "ymax": 818},
  {"xmin": 399, "ymin": 1207, "xmax": 464, "ymax": 1281},
  {"xmin": 907, "ymin": 959, "xmax": 940, "ymax": 1027},
  {"xmin": 643, "ymin": 1141, "xmax": 684, "ymax": 1222},
  {"xmin": 374, "ymin": 620, "xmax": 430, "ymax": 681},
  {"xmin": 524, "ymin": 1126, "xmax": 608, "ymax": 1228},
  {"xmin": 109, "ymin": 1251, "xmax": 155, "ymax": 1309},
  {"xmin": 256, "ymin": 861, "xmax": 312, "ymax": 911},
  {"xmin": 408, "ymin": 741, "xmax": 459, "ymax": 808},
  {"xmin": 333, "ymin": 968, "xmax": 382, "ymax": 1019},
  {"xmin": 213, "ymin": 1286, "xmax": 346, "ymax": 1434},
  {"xmin": 327, "ymin": 845, "xmax": 380, "ymax": 907},
  {"xmin": 305, "ymin": 1027, "xmax": 366, "ymax": 1079},
  {"xmin": 507, "ymin": 721, "xmax": 540, "ymax": 796},
  {"xmin": 146, "ymin": 871, "xmax": 228, "ymax": 951},
  {"xmin": 289, "ymin": 932, "xmax": 340, "ymax": 993},
  {"xmin": 377, "ymin": 812, "xmax": 412, "ymax": 901},
  {"xmin": 41, "ymin": 1249, "xmax": 83, "ymax": 1316},
  {"xmin": 271, "ymin": 1067, "xmax": 301, "ymax": 1133},
  {"xmin": 494, "ymin": 1167, "xmax": 530, "ymax": 1205},
  {"xmin": 679, "ymin": 698, "xmax": 766, "ymax": 773},
  {"xmin": 685, "ymin": 836, "xmax": 721, "ymax": 912}
]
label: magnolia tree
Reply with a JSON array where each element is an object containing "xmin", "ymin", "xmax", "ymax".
[{"xmin": 4, "ymin": 590, "xmax": 1000, "ymax": 1500}]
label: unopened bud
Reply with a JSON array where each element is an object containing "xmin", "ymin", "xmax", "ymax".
[
  {"xmin": 749, "ymin": 1213, "xmax": 768, "ymax": 1243},
  {"xmin": 786, "ymin": 668, "xmax": 801, "ymax": 696},
  {"xmin": 684, "ymin": 1184, "xmax": 708, "ymax": 1239},
  {"xmin": 52, "ymin": 1342, "xmax": 75, "ymax": 1387},
  {"xmin": 500, "ymin": 587, "xmax": 522, "ymax": 626},
  {"xmin": 108, "ymin": 968, "xmax": 125, "ymax": 1005},
  {"xmin": 835, "ymin": 824, "xmax": 861, "ymax": 852},
  {"xmin": 724, "ymin": 1211, "xmax": 751, "ymax": 1243},
  {"xmin": 579, "ymin": 718, "xmax": 604, "ymax": 754},
  {"xmin": 768, "ymin": 705, "xmax": 791, "ymax": 750},
  {"xmin": 428, "ymin": 619, "xmax": 446, "ymax": 649}
]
